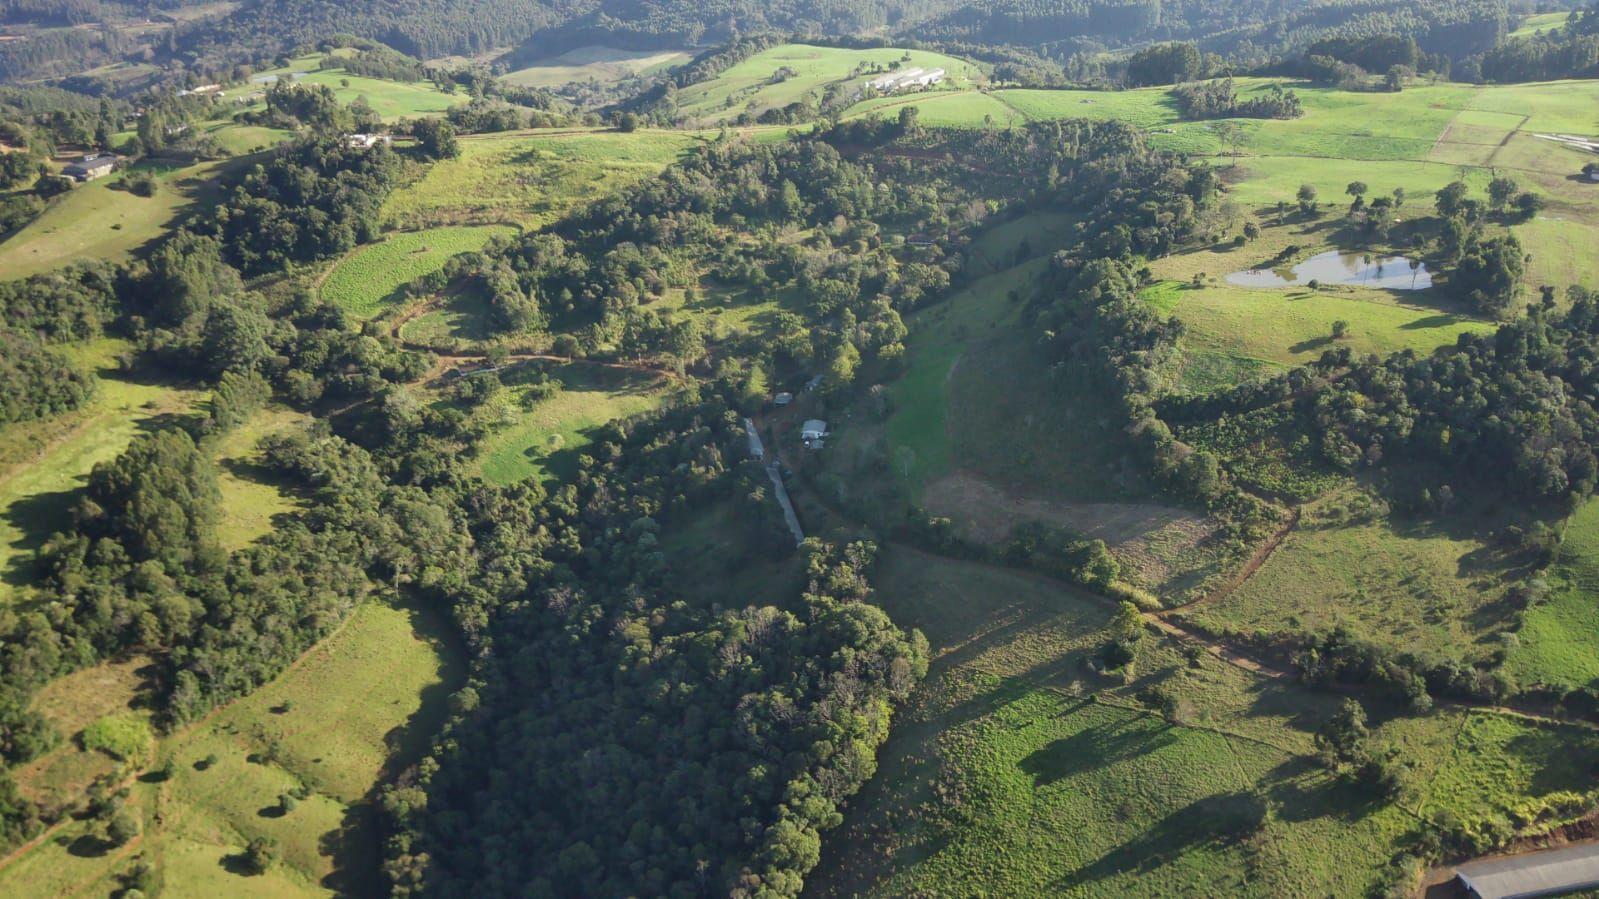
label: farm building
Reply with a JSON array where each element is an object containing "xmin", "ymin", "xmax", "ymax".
[
  {"xmin": 866, "ymin": 67, "xmax": 946, "ymax": 94},
  {"xmin": 1454, "ymin": 841, "xmax": 1599, "ymax": 898},
  {"xmin": 347, "ymin": 133, "xmax": 392, "ymax": 150},
  {"xmin": 61, "ymin": 153, "xmax": 117, "ymax": 182},
  {"xmin": 801, "ymin": 419, "xmax": 829, "ymax": 449}
]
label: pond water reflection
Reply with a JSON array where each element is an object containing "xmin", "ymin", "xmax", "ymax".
[{"xmin": 1226, "ymin": 251, "xmax": 1432, "ymax": 290}]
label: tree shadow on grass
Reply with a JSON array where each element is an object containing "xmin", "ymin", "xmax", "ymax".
[
  {"xmin": 1054, "ymin": 791, "xmax": 1268, "ymax": 891},
  {"xmin": 66, "ymin": 833, "xmax": 113, "ymax": 858},
  {"xmin": 1019, "ymin": 713, "xmax": 1177, "ymax": 788},
  {"xmin": 1264, "ymin": 755, "xmax": 1387, "ymax": 823}
]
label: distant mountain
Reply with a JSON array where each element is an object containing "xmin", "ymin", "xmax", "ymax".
[{"xmin": 0, "ymin": 0, "xmax": 1515, "ymax": 85}]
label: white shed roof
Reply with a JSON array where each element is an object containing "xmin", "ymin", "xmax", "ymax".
[{"xmin": 1456, "ymin": 842, "xmax": 1599, "ymax": 899}]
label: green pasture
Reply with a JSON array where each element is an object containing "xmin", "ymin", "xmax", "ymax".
[
  {"xmin": 213, "ymin": 405, "xmax": 311, "ymax": 550},
  {"xmin": 1509, "ymin": 11, "xmax": 1573, "ymax": 38},
  {"xmin": 0, "ymin": 340, "xmax": 204, "ymax": 600},
  {"xmin": 1506, "ymin": 498, "xmax": 1599, "ymax": 690},
  {"xmin": 811, "ymin": 547, "xmax": 1591, "ymax": 897},
  {"xmin": 847, "ymin": 91, "xmax": 1019, "ymax": 129},
  {"xmin": 501, "ymin": 45, "xmax": 692, "ymax": 88},
  {"xmin": 1142, "ymin": 279, "xmax": 1491, "ymax": 383},
  {"xmin": 0, "ymin": 159, "xmax": 226, "ymax": 278},
  {"xmin": 474, "ymin": 364, "xmax": 671, "ymax": 486},
  {"xmin": 0, "ymin": 597, "xmax": 464, "ymax": 898},
  {"xmin": 381, "ymin": 128, "xmax": 696, "ymax": 229},
  {"xmin": 321, "ymin": 224, "xmax": 515, "ymax": 318},
  {"xmin": 1186, "ymin": 487, "xmax": 1525, "ymax": 660},
  {"xmin": 673, "ymin": 44, "xmax": 981, "ymax": 125}
]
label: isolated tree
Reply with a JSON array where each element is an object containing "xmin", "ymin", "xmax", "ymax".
[
  {"xmin": 897, "ymin": 105, "xmax": 920, "ymax": 135},
  {"xmin": 243, "ymin": 837, "xmax": 279, "ymax": 874},
  {"xmin": 1332, "ymin": 319, "xmax": 1351, "ymax": 339},
  {"xmin": 1345, "ymin": 181, "xmax": 1368, "ymax": 202},
  {"xmin": 1296, "ymin": 183, "xmax": 1318, "ymax": 214},
  {"xmin": 1488, "ymin": 175, "xmax": 1519, "ymax": 211},
  {"xmin": 106, "ymin": 810, "xmax": 140, "ymax": 846},
  {"xmin": 616, "ymin": 112, "xmax": 640, "ymax": 133},
  {"xmin": 1315, "ymin": 698, "xmax": 1370, "ymax": 766},
  {"xmin": 412, "ymin": 118, "xmax": 459, "ymax": 159},
  {"xmin": 1435, "ymin": 180, "xmax": 1470, "ymax": 217},
  {"xmin": 1515, "ymin": 191, "xmax": 1545, "ymax": 219},
  {"xmin": 1243, "ymin": 221, "xmax": 1260, "ymax": 241}
]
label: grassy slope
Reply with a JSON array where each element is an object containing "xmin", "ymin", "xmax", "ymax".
[
  {"xmin": 502, "ymin": 45, "xmax": 692, "ymax": 88},
  {"xmin": 473, "ymin": 365, "xmax": 671, "ymax": 486},
  {"xmin": 0, "ymin": 159, "xmax": 226, "ymax": 278},
  {"xmin": 0, "ymin": 597, "xmax": 464, "ymax": 898},
  {"xmin": 320, "ymin": 224, "xmax": 515, "ymax": 318},
  {"xmin": 675, "ymin": 44, "xmax": 981, "ymax": 126},
  {"xmin": 0, "ymin": 340, "xmax": 204, "ymax": 599},
  {"xmin": 809, "ymin": 548, "xmax": 1598, "ymax": 896},
  {"xmin": 212, "ymin": 406, "xmax": 311, "ymax": 551},
  {"xmin": 1186, "ymin": 487, "xmax": 1525, "ymax": 661},
  {"xmin": 381, "ymin": 129, "xmax": 697, "ymax": 229},
  {"xmin": 1506, "ymin": 498, "xmax": 1599, "ymax": 690}
]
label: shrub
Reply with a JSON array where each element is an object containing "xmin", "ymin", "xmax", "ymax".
[{"xmin": 81, "ymin": 714, "xmax": 152, "ymax": 762}]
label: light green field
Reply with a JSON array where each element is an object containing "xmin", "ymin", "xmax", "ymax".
[
  {"xmin": 202, "ymin": 121, "xmax": 296, "ymax": 154},
  {"xmin": 0, "ymin": 597, "xmax": 464, "ymax": 898},
  {"xmin": 992, "ymin": 87, "xmax": 1181, "ymax": 128},
  {"xmin": 1187, "ymin": 486, "xmax": 1522, "ymax": 661},
  {"xmin": 847, "ymin": 91, "xmax": 1021, "ymax": 129},
  {"xmin": 213, "ymin": 406, "xmax": 311, "ymax": 550},
  {"xmin": 295, "ymin": 68, "xmax": 464, "ymax": 121},
  {"xmin": 381, "ymin": 128, "xmax": 696, "ymax": 229},
  {"xmin": 809, "ymin": 547, "xmax": 1595, "ymax": 897},
  {"xmin": 474, "ymin": 364, "xmax": 671, "ymax": 486},
  {"xmin": 0, "ymin": 340, "xmax": 204, "ymax": 599},
  {"xmin": 1506, "ymin": 498, "xmax": 1599, "ymax": 690},
  {"xmin": 320, "ymin": 224, "xmax": 515, "ymax": 318},
  {"xmin": 1509, "ymin": 11, "xmax": 1572, "ymax": 38},
  {"xmin": 1142, "ymin": 279, "xmax": 1492, "ymax": 385},
  {"xmin": 0, "ymin": 159, "xmax": 226, "ymax": 278},
  {"xmin": 218, "ymin": 54, "xmax": 463, "ymax": 123},
  {"xmin": 502, "ymin": 45, "xmax": 692, "ymax": 88},
  {"xmin": 674, "ymin": 44, "xmax": 981, "ymax": 125}
]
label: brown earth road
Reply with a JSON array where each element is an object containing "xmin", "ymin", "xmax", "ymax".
[{"xmin": 1154, "ymin": 505, "xmax": 1302, "ymax": 619}]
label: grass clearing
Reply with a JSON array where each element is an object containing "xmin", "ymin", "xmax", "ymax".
[
  {"xmin": 0, "ymin": 159, "xmax": 227, "ymax": 277},
  {"xmin": 0, "ymin": 596, "xmax": 465, "ymax": 898},
  {"xmin": 381, "ymin": 128, "xmax": 696, "ymax": 229},
  {"xmin": 811, "ymin": 547, "xmax": 1589, "ymax": 896},
  {"xmin": 674, "ymin": 44, "xmax": 981, "ymax": 126},
  {"xmin": 213, "ymin": 405, "xmax": 312, "ymax": 551},
  {"xmin": 474, "ymin": 364, "xmax": 671, "ymax": 486},
  {"xmin": 502, "ymin": 46, "xmax": 692, "ymax": 88},
  {"xmin": 1141, "ymin": 279, "xmax": 1491, "ymax": 383},
  {"xmin": 320, "ymin": 224, "xmax": 514, "ymax": 318},
  {"xmin": 0, "ymin": 340, "xmax": 204, "ymax": 600},
  {"xmin": 1186, "ymin": 486, "xmax": 1525, "ymax": 661},
  {"xmin": 1505, "ymin": 498, "xmax": 1599, "ymax": 690}
]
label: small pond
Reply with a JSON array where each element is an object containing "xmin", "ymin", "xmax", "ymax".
[{"xmin": 1226, "ymin": 251, "xmax": 1433, "ymax": 290}]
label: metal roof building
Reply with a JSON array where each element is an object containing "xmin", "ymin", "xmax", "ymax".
[{"xmin": 1455, "ymin": 842, "xmax": 1599, "ymax": 898}]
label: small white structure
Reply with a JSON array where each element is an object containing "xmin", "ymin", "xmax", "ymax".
[
  {"xmin": 178, "ymin": 84, "xmax": 221, "ymax": 97},
  {"xmin": 866, "ymin": 67, "xmax": 946, "ymax": 94},
  {"xmin": 346, "ymin": 133, "xmax": 392, "ymax": 150},
  {"xmin": 801, "ymin": 419, "xmax": 829, "ymax": 449},
  {"xmin": 773, "ymin": 392, "xmax": 794, "ymax": 407},
  {"xmin": 744, "ymin": 418, "xmax": 765, "ymax": 461},
  {"xmin": 803, "ymin": 375, "xmax": 825, "ymax": 393}
]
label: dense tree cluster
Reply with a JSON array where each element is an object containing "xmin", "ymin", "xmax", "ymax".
[
  {"xmin": 1172, "ymin": 78, "xmax": 1303, "ymax": 119},
  {"xmin": 206, "ymin": 134, "xmax": 399, "ymax": 275},
  {"xmin": 1475, "ymin": 4, "xmax": 1599, "ymax": 81},
  {"xmin": 377, "ymin": 391, "xmax": 926, "ymax": 897}
]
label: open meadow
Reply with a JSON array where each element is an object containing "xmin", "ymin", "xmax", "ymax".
[
  {"xmin": 0, "ymin": 159, "xmax": 231, "ymax": 277},
  {"xmin": 501, "ymin": 45, "xmax": 692, "ymax": 88},
  {"xmin": 320, "ymin": 224, "xmax": 515, "ymax": 318},
  {"xmin": 807, "ymin": 547, "xmax": 1599, "ymax": 897},
  {"xmin": 673, "ymin": 44, "xmax": 982, "ymax": 126},
  {"xmin": 381, "ymin": 128, "xmax": 698, "ymax": 229},
  {"xmin": 0, "ymin": 597, "xmax": 464, "ymax": 898}
]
